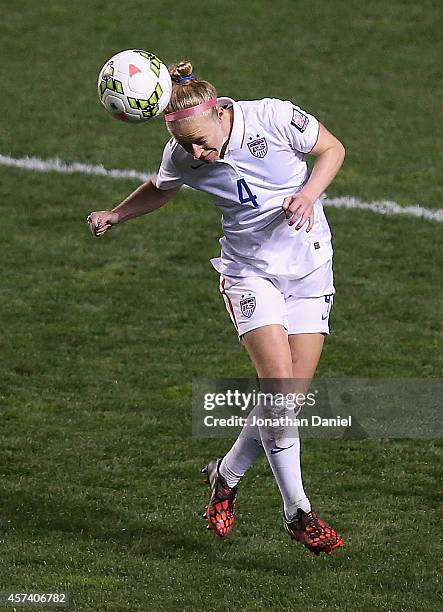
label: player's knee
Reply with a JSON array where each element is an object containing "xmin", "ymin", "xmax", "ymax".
[
  {"xmin": 274, "ymin": 366, "xmax": 294, "ymax": 379},
  {"xmin": 259, "ymin": 364, "xmax": 294, "ymax": 385}
]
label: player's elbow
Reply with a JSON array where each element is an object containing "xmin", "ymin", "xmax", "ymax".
[{"xmin": 336, "ymin": 139, "xmax": 346, "ymax": 166}]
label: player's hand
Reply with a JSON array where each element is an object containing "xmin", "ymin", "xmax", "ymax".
[
  {"xmin": 86, "ymin": 211, "xmax": 119, "ymax": 237},
  {"xmin": 282, "ymin": 194, "xmax": 314, "ymax": 232}
]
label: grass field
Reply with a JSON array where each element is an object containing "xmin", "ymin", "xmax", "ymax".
[{"xmin": 0, "ymin": 1, "xmax": 442, "ymax": 611}]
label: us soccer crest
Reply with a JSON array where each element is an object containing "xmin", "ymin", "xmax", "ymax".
[
  {"xmin": 240, "ymin": 295, "xmax": 256, "ymax": 318},
  {"xmin": 291, "ymin": 108, "xmax": 309, "ymax": 132},
  {"xmin": 247, "ymin": 136, "xmax": 268, "ymax": 158}
]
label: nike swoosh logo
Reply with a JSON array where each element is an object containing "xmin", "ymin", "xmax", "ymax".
[
  {"xmin": 270, "ymin": 443, "xmax": 295, "ymax": 454},
  {"xmin": 322, "ymin": 314, "xmax": 329, "ymax": 320},
  {"xmin": 191, "ymin": 163, "xmax": 205, "ymax": 169}
]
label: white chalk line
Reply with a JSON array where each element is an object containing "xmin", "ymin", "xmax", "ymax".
[
  {"xmin": 1, "ymin": 153, "xmax": 441, "ymax": 222},
  {"xmin": 0, "ymin": 153, "xmax": 150, "ymax": 183}
]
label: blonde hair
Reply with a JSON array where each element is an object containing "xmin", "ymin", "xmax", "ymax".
[{"xmin": 165, "ymin": 60, "xmax": 218, "ymax": 125}]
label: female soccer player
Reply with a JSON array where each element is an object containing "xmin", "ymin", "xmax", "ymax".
[{"xmin": 87, "ymin": 60, "xmax": 345, "ymax": 555}]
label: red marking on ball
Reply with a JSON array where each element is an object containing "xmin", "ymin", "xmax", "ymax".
[{"xmin": 129, "ymin": 64, "xmax": 141, "ymax": 77}]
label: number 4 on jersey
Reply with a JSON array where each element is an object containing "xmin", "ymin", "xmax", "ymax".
[{"xmin": 237, "ymin": 178, "xmax": 258, "ymax": 208}]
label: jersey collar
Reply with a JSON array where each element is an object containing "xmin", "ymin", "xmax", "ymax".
[{"xmin": 217, "ymin": 97, "xmax": 245, "ymax": 152}]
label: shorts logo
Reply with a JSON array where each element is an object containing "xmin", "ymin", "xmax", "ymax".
[
  {"xmin": 291, "ymin": 108, "xmax": 309, "ymax": 132},
  {"xmin": 322, "ymin": 294, "xmax": 333, "ymax": 320},
  {"xmin": 240, "ymin": 294, "xmax": 256, "ymax": 318},
  {"xmin": 247, "ymin": 136, "xmax": 268, "ymax": 158}
]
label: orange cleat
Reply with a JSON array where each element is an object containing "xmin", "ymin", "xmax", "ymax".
[
  {"xmin": 283, "ymin": 508, "xmax": 344, "ymax": 555},
  {"xmin": 201, "ymin": 458, "xmax": 238, "ymax": 538}
]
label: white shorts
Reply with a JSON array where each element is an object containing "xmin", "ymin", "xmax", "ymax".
[{"xmin": 219, "ymin": 263, "xmax": 335, "ymax": 338}]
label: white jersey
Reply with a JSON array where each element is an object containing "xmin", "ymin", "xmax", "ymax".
[{"xmin": 156, "ymin": 97, "xmax": 334, "ymax": 287}]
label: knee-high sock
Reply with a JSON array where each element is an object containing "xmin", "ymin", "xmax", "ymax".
[
  {"xmin": 219, "ymin": 406, "xmax": 264, "ymax": 488},
  {"xmin": 256, "ymin": 395, "xmax": 311, "ymax": 518}
]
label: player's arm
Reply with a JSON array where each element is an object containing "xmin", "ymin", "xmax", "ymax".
[
  {"xmin": 283, "ymin": 123, "xmax": 345, "ymax": 231},
  {"xmin": 87, "ymin": 178, "xmax": 181, "ymax": 236}
]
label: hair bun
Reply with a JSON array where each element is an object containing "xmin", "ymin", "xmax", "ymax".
[{"xmin": 169, "ymin": 60, "xmax": 194, "ymax": 84}]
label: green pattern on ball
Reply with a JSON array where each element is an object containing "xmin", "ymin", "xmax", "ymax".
[
  {"xmin": 149, "ymin": 57, "xmax": 161, "ymax": 77},
  {"xmin": 100, "ymin": 77, "xmax": 124, "ymax": 99},
  {"xmin": 138, "ymin": 100, "xmax": 151, "ymax": 110},
  {"xmin": 134, "ymin": 49, "xmax": 161, "ymax": 77},
  {"xmin": 148, "ymin": 82, "xmax": 163, "ymax": 105},
  {"xmin": 141, "ymin": 105, "xmax": 159, "ymax": 118},
  {"xmin": 125, "ymin": 80, "xmax": 163, "ymax": 117}
]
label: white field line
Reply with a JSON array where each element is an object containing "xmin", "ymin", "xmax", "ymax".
[
  {"xmin": 323, "ymin": 196, "xmax": 442, "ymax": 222},
  {"xmin": 1, "ymin": 153, "xmax": 442, "ymax": 222},
  {"xmin": 0, "ymin": 153, "xmax": 151, "ymax": 183}
]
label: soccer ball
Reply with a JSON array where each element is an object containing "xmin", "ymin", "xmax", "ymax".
[{"xmin": 98, "ymin": 49, "xmax": 172, "ymax": 122}]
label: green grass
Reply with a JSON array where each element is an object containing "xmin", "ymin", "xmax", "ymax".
[
  {"xmin": 0, "ymin": 1, "xmax": 442, "ymax": 610},
  {"xmin": 0, "ymin": 172, "xmax": 441, "ymax": 610},
  {"xmin": 1, "ymin": 0, "xmax": 442, "ymax": 206}
]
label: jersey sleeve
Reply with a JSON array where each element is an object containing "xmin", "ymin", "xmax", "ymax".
[
  {"xmin": 271, "ymin": 99, "xmax": 320, "ymax": 154},
  {"xmin": 155, "ymin": 139, "xmax": 185, "ymax": 190}
]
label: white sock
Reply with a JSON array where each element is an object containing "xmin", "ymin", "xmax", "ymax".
[
  {"xmin": 219, "ymin": 406, "xmax": 264, "ymax": 488},
  {"xmin": 256, "ymin": 394, "xmax": 311, "ymax": 518}
]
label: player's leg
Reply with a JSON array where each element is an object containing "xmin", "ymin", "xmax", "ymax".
[
  {"xmin": 277, "ymin": 331, "xmax": 325, "ymax": 520},
  {"xmin": 288, "ymin": 332, "xmax": 325, "ymax": 382},
  {"xmin": 240, "ymin": 323, "xmax": 293, "ymax": 378},
  {"xmin": 203, "ymin": 277, "xmax": 289, "ymax": 536},
  {"xmin": 240, "ymin": 323, "xmax": 342, "ymax": 554},
  {"xmin": 218, "ymin": 275, "xmax": 291, "ymax": 480},
  {"xmin": 240, "ymin": 325, "xmax": 313, "ymax": 519},
  {"xmin": 281, "ymin": 297, "xmax": 343, "ymax": 554},
  {"xmin": 217, "ymin": 323, "xmax": 295, "ymax": 487}
]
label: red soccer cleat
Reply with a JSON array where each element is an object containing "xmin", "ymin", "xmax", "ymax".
[
  {"xmin": 201, "ymin": 458, "xmax": 238, "ymax": 538},
  {"xmin": 283, "ymin": 508, "xmax": 344, "ymax": 555}
]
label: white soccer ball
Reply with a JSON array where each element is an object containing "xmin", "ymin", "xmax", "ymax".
[{"xmin": 98, "ymin": 49, "xmax": 172, "ymax": 122}]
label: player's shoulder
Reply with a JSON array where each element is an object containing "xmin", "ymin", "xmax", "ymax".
[
  {"xmin": 238, "ymin": 97, "xmax": 296, "ymax": 128},
  {"xmin": 238, "ymin": 97, "xmax": 291, "ymax": 111}
]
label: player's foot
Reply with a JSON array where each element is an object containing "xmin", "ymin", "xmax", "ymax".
[
  {"xmin": 283, "ymin": 508, "xmax": 344, "ymax": 555},
  {"xmin": 201, "ymin": 458, "xmax": 238, "ymax": 537}
]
